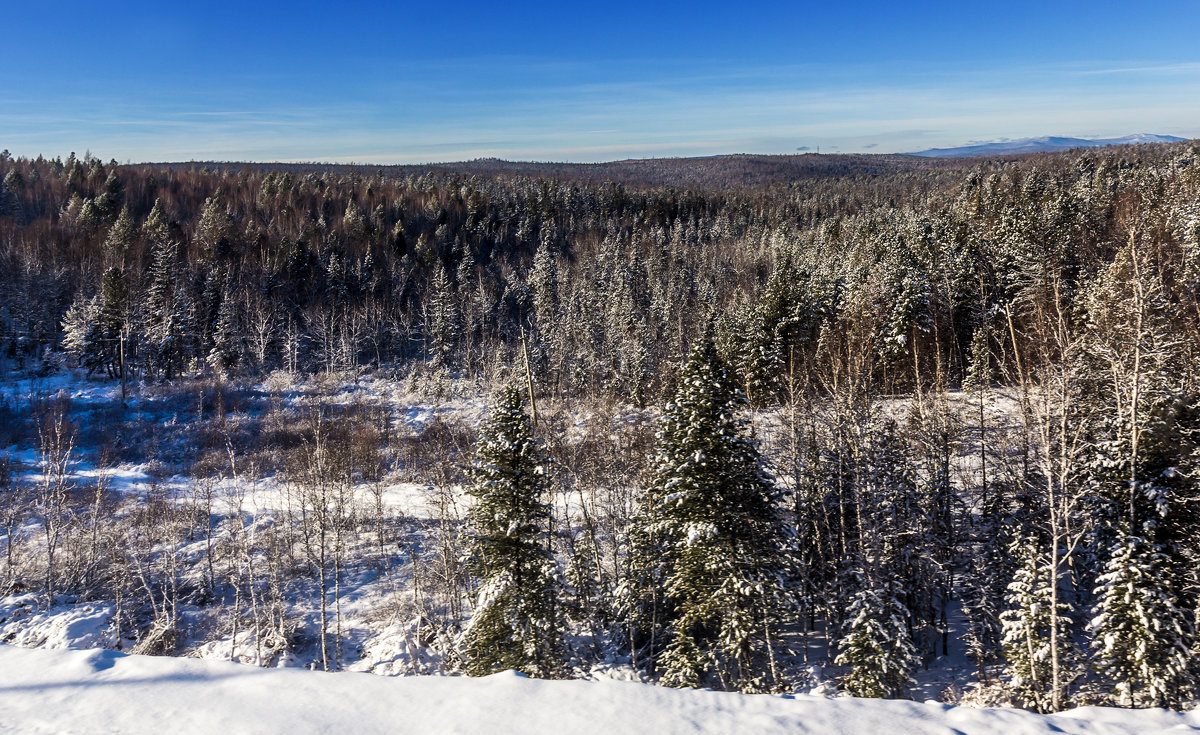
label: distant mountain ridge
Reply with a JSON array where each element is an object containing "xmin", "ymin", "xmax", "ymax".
[
  {"xmin": 156, "ymin": 134, "xmax": 1188, "ymax": 190},
  {"xmin": 160, "ymin": 153, "xmax": 967, "ymax": 191},
  {"xmin": 911, "ymin": 133, "xmax": 1187, "ymax": 158}
]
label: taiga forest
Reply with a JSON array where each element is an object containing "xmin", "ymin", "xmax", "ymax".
[{"xmin": 1, "ymin": 140, "xmax": 1199, "ymax": 713}]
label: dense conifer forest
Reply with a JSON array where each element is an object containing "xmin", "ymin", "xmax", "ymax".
[{"xmin": 1, "ymin": 141, "xmax": 1199, "ymax": 710}]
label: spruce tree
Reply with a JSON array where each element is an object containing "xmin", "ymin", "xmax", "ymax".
[
  {"xmin": 1089, "ymin": 532, "xmax": 1192, "ymax": 708},
  {"xmin": 207, "ymin": 281, "xmax": 240, "ymax": 374},
  {"xmin": 60, "ymin": 294, "xmax": 104, "ymax": 374},
  {"xmin": 1000, "ymin": 536, "xmax": 1073, "ymax": 712},
  {"xmin": 460, "ymin": 387, "xmax": 562, "ymax": 678},
  {"xmin": 835, "ymin": 581, "xmax": 919, "ymax": 698},
  {"xmin": 426, "ymin": 262, "xmax": 460, "ymax": 369},
  {"xmin": 143, "ymin": 231, "xmax": 183, "ymax": 378},
  {"xmin": 624, "ymin": 331, "xmax": 791, "ymax": 693}
]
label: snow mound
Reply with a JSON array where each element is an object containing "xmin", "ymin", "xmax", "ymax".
[
  {"xmin": 0, "ymin": 596, "xmax": 116, "ymax": 650},
  {"xmin": 0, "ymin": 644, "xmax": 1197, "ymax": 735}
]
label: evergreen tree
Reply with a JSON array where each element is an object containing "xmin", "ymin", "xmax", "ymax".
[
  {"xmin": 460, "ymin": 387, "xmax": 562, "ymax": 678},
  {"xmin": 95, "ymin": 169, "xmax": 123, "ymax": 221},
  {"xmin": 97, "ymin": 266, "xmax": 129, "ymax": 375},
  {"xmin": 1089, "ymin": 532, "xmax": 1192, "ymax": 708},
  {"xmin": 426, "ymin": 262, "xmax": 460, "ymax": 369},
  {"xmin": 1000, "ymin": 535, "xmax": 1073, "ymax": 713},
  {"xmin": 835, "ymin": 581, "xmax": 919, "ymax": 698},
  {"xmin": 103, "ymin": 206, "xmax": 135, "ymax": 267},
  {"xmin": 207, "ymin": 279, "xmax": 240, "ymax": 374},
  {"xmin": 60, "ymin": 294, "xmax": 104, "ymax": 374},
  {"xmin": 195, "ymin": 196, "xmax": 231, "ymax": 261},
  {"xmin": 624, "ymin": 332, "xmax": 791, "ymax": 693},
  {"xmin": 1080, "ymin": 237, "xmax": 1196, "ymax": 708},
  {"xmin": 141, "ymin": 198, "xmax": 169, "ymax": 245},
  {"xmin": 143, "ymin": 227, "xmax": 183, "ymax": 378}
]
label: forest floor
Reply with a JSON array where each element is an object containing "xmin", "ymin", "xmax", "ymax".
[{"xmin": 0, "ymin": 366, "xmax": 1192, "ymax": 730}]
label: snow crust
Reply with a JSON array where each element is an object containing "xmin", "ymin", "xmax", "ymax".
[{"xmin": 0, "ymin": 644, "xmax": 1196, "ymax": 735}]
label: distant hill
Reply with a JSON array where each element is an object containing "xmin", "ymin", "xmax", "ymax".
[
  {"xmin": 158, "ymin": 153, "xmax": 964, "ymax": 191},
  {"xmin": 158, "ymin": 136, "xmax": 1191, "ymax": 189},
  {"xmin": 910, "ymin": 133, "xmax": 1188, "ymax": 158}
]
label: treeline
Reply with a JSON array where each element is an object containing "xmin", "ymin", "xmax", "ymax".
[
  {"xmin": 189, "ymin": 151, "xmax": 960, "ymax": 190},
  {"xmin": 2, "ymin": 142, "xmax": 1200, "ymax": 708},
  {"xmin": 2, "ymin": 143, "xmax": 1198, "ymax": 404}
]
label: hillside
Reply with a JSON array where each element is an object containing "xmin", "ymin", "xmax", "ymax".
[{"xmin": 155, "ymin": 152, "xmax": 965, "ymax": 190}]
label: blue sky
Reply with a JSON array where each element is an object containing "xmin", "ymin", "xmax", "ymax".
[{"xmin": 3, "ymin": 1, "xmax": 1199, "ymax": 163}]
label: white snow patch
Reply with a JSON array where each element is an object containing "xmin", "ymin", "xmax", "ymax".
[
  {"xmin": 0, "ymin": 645, "xmax": 1198, "ymax": 735},
  {"xmin": 0, "ymin": 596, "xmax": 117, "ymax": 650}
]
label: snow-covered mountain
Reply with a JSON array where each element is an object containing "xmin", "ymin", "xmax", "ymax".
[{"xmin": 911, "ymin": 134, "xmax": 1187, "ymax": 158}]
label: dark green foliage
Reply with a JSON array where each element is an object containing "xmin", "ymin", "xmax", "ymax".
[
  {"xmin": 624, "ymin": 332, "xmax": 791, "ymax": 692},
  {"xmin": 835, "ymin": 582, "xmax": 918, "ymax": 698},
  {"xmin": 1090, "ymin": 533, "xmax": 1192, "ymax": 708},
  {"xmin": 460, "ymin": 387, "xmax": 562, "ymax": 678}
]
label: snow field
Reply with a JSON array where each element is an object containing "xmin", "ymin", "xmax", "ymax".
[{"xmin": 1, "ymin": 644, "xmax": 1197, "ymax": 735}]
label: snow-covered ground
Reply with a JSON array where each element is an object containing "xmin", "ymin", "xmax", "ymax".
[
  {"xmin": 0, "ymin": 644, "xmax": 1196, "ymax": 735},
  {"xmin": 2, "ymin": 368, "xmax": 1195, "ymax": 730}
]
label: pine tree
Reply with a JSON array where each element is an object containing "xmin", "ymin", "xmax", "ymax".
[
  {"xmin": 835, "ymin": 581, "xmax": 919, "ymax": 698},
  {"xmin": 1089, "ymin": 532, "xmax": 1192, "ymax": 708},
  {"xmin": 624, "ymin": 331, "xmax": 791, "ymax": 693},
  {"xmin": 460, "ymin": 387, "xmax": 563, "ymax": 678}
]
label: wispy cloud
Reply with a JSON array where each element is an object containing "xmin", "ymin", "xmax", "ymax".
[
  {"xmin": 3, "ymin": 58, "xmax": 1199, "ymax": 163},
  {"xmin": 1077, "ymin": 62, "xmax": 1200, "ymax": 76}
]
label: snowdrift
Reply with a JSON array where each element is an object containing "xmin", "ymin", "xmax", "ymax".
[{"xmin": 0, "ymin": 645, "xmax": 1196, "ymax": 735}]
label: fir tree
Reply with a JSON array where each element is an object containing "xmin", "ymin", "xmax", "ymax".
[
  {"xmin": 835, "ymin": 581, "xmax": 919, "ymax": 698},
  {"xmin": 460, "ymin": 387, "xmax": 563, "ymax": 678},
  {"xmin": 624, "ymin": 331, "xmax": 791, "ymax": 693},
  {"xmin": 1089, "ymin": 532, "xmax": 1192, "ymax": 708},
  {"xmin": 1000, "ymin": 535, "xmax": 1073, "ymax": 713}
]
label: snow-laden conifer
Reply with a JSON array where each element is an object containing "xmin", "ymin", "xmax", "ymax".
[
  {"xmin": 460, "ymin": 387, "xmax": 562, "ymax": 678},
  {"xmin": 1089, "ymin": 532, "xmax": 1192, "ymax": 708},
  {"xmin": 624, "ymin": 331, "xmax": 791, "ymax": 693},
  {"xmin": 834, "ymin": 582, "xmax": 918, "ymax": 698},
  {"xmin": 999, "ymin": 536, "xmax": 1073, "ymax": 713}
]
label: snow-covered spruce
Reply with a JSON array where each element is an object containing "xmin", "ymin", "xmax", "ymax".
[
  {"xmin": 622, "ymin": 331, "xmax": 792, "ymax": 693},
  {"xmin": 1089, "ymin": 532, "xmax": 1193, "ymax": 708},
  {"xmin": 999, "ymin": 535, "xmax": 1075, "ymax": 714},
  {"xmin": 460, "ymin": 386, "xmax": 563, "ymax": 678},
  {"xmin": 835, "ymin": 583, "xmax": 919, "ymax": 699}
]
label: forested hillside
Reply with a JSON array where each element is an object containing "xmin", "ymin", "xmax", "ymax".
[{"xmin": 0, "ymin": 140, "xmax": 1199, "ymax": 711}]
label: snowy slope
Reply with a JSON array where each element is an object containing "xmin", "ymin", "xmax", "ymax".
[{"xmin": 0, "ymin": 645, "xmax": 1196, "ymax": 735}]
